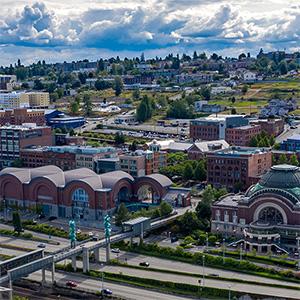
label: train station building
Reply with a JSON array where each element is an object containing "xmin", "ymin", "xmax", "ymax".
[{"xmin": 0, "ymin": 166, "xmax": 190, "ymax": 221}]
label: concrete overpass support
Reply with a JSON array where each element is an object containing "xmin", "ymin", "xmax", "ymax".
[
  {"xmin": 51, "ymin": 262, "xmax": 55, "ymax": 284},
  {"xmin": 106, "ymin": 239, "xmax": 110, "ymax": 263},
  {"xmin": 71, "ymin": 255, "xmax": 77, "ymax": 272},
  {"xmin": 94, "ymin": 248, "xmax": 100, "ymax": 263},
  {"xmin": 83, "ymin": 248, "xmax": 90, "ymax": 273},
  {"xmin": 41, "ymin": 268, "xmax": 46, "ymax": 285}
]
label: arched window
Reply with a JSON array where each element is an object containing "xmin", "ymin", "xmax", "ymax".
[
  {"xmin": 72, "ymin": 188, "xmax": 89, "ymax": 203},
  {"xmin": 258, "ymin": 207, "xmax": 283, "ymax": 225}
]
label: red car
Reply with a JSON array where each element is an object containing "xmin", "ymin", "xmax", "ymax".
[{"xmin": 66, "ymin": 281, "xmax": 77, "ymax": 288}]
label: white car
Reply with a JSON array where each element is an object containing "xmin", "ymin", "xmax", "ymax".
[{"xmin": 111, "ymin": 248, "xmax": 120, "ymax": 254}]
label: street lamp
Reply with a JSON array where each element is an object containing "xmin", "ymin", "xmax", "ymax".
[
  {"xmin": 240, "ymin": 243, "xmax": 243, "ymax": 261},
  {"xmin": 202, "ymin": 254, "xmax": 205, "ymax": 287},
  {"xmin": 228, "ymin": 284, "xmax": 232, "ymax": 300},
  {"xmin": 206, "ymin": 232, "xmax": 209, "ymax": 249},
  {"xmin": 223, "ymin": 238, "xmax": 226, "ymax": 264},
  {"xmin": 101, "ymin": 263, "xmax": 104, "ymax": 290}
]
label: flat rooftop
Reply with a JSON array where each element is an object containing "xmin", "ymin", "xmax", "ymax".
[
  {"xmin": 123, "ymin": 217, "xmax": 150, "ymax": 226},
  {"xmin": 0, "ymin": 124, "xmax": 48, "ymax": 130},
  {"xmin": 211, "ymin": 146, "xmax": 270, "ymax": 156},
  {"xmin": 214, "ymin": 194, "xmax": 244, "ymax": 207}
]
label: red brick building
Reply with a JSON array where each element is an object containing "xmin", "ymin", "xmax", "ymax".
[
  {"xmin": 225, "ymin": 124, "xmax": 261, "ymax": 146},
  {"xmin": 0, "ymin": 124, "xmax": 52, "ymax": 168},
  {"xmin": 211, "ymin": 165, "xmax": 300, "ymax": 253},
  {"xmin": 0, "ymin": 166, "xmax": 190, "ymax": 221},
  {"xmin": 207, "ymin": 147, "xmax": 272, "ymax": 191},
  {"xmin": 0, "ymin": 108, "xmax": 45, "ymax": 126},
  {"xmin": 250, "ymin": 118, "xmax": 284, "ymax": 137}
]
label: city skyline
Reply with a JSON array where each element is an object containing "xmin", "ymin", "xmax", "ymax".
[{"xmin": 0, "ymin": 0, "xmax": 299, "ymax": 65}]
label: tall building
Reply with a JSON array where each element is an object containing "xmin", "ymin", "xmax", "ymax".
[
  {"xmin": 207, "ymin": 146, "xmax": 272, "ymax": 191},
  {"xmin": 190, "ymin": 115, "xmax": 249, "ymax": 141},
  {"xmin": 0, "ymin": 92, "xmax": 29, "ymax": 109},
  {"xmin": 0, "ymin": 124, "xmax": 52, "ymax": 168},
  {"xmin": 280, "ymin": 134, "xmax": 300, "ymax": 152},
  {"xmin": 27, "ymin": 92, "xmax": 50, "ymax": 108}
]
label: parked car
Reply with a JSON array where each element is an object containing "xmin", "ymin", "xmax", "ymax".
[
  {"xmin": 101, "ymin": 288, "xmax": 113, "ymax": 295},
  {"xmin": 38, "ymin": 214, "xmax": 45, "ymax": 219},
  {"xmin": 208, "ymin": 273, "xmax": 219, "ymax": 278},
  {"xmin": 88, "ymin": 232, "xmax": 94, "ymax": 237},
  {"xmin": 139, "ymin": 262, "xmax": 150, "ymax": 267},
  {"xmin": 111, "ymin": 248, "xmax": 120, "ymax": 254},
  {"xmin": 66, "ymin": 281, "xmax": 77, "ymax": 288},
  {"xmin": 48, "ymin": 216, "xmax": 57, "ymax": 221},
  {"xmin": 37, "ymin": 243, "xmax": 46, "ymax": 248}
]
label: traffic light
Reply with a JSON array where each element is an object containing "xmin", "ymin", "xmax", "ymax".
[
  {"xmin": 69, "ymin": 220, "xmax": 77, "ymax": 244},
  {"xmin": 104, "ymin": 215, "xmax": 111, "ymax": 239}
]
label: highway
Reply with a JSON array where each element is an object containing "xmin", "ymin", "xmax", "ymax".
[
  {"xmin": 93, "ymin": 249, "xmax": 300, "ymax": 288},
  {"xmin": 28, "ymin": 271, "xmax": 190, "ymax": 300}
]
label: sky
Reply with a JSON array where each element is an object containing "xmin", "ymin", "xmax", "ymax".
[{"xmin": 0, "ymin": 0, "xmax": 300, "ymax": 65}]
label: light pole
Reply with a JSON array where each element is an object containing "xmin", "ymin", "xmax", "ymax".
[
  {"xmin": 240, "ymin": 243, "xmax": 243, "ymax": 261},
  {"xmin": 228, "ymin": 284, "xmax": 232, "ymax": 300},
  {"xmin": 206, "ymin": 232, "xmax": 209, "ymax": 249},
  {"xmin": 101, "ymin": 263, "xmax": 104, "ymax": 290},
  {"xmin": 202, "ymin": 254, "xmax": 205, "ymax": 287},
  {"xmin": 223, "ymin": 238, "xmax": 225, "ymax": 264}
]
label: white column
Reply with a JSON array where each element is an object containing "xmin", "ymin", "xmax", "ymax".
[
  {"xmin": 41, "ymin": 268, "xmax": 46, "ymax": 285},
  {"xmin": 94, "ymin": 248, "xmax": 100, "ymax": 263},
  {"xmin": 51, "ymin": 262, "xmax": 55, "ymax": 284}
]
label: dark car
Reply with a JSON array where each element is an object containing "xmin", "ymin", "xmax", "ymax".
[
  {"xmin": 38, "ymin": 214, "xmax": 45, "ymax": 219},
  {"xmin": 48, "ymin": 216, "xmax": 57, "ymax": 221},
  {"xmin": 101, "ymin": 288, "xmax": 113, "ymax": 295},
  {"xmin": 139, "ymin": 262, "xmax": 150, "ymax": 267},
  {"xmin": 171, "ymin": 236, "xmax": 178, "ymax": 243},
  {"xmin": 66, "ymin": 281, "xmax": 77, "ymax": 288}
]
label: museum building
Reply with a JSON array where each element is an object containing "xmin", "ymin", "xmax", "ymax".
[
  {"xmin": 0, "ymin": 166, "xmax": 190, "ymax": 221},
  {"xmin": 211, "ymin": 164, "xmax": 300, "ymax": 253}
]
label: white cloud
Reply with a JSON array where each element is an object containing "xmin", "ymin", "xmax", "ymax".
[{"xmin": 0, "ymin": 1, "xmax": 299, "ymax": 64}]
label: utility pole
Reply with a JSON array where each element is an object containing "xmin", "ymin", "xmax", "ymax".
[
  {"xmin": 240, "ymin": 244, "xmax": 243, "ymax": 261},
  {"xmin": 206, "ymin": 232, "xmax": 209, "ymax": 249},
  {"xmin": 228, "ymin": 284, "xmax": 232, "ymax": 300},
  {"xmin": 223, "ymin": 238, "xmax": 226, "ymax": 264},
  {"xmin": 202, "ymin": 254, "xmax": 205, "ymax": 287}
]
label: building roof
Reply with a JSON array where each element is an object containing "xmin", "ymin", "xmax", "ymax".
[
  {"xmin": 123, "ymin": 217, "xmax": 150, "ymax": 226},
  {"xmin": 246, "ymin": 164, "xmax": 300, "ymax": 204},
  {"xmin": 143, "ymin": 174, "xmax": 172, "ymax": 188},
  {"xmin": 259, "ymin": 165, "xmax": 300, "ymax": 189},
  {"xmin": 210, "ymin": 146, "xmax": 270, "ymax": 157},
  {"xmin": 100, "ymin": 171, "xmax": 134, "ymax": 189},
  {"xmin": 168, "ymin": 142, "xmax": 193, "ymax": 152},
  {"xmin": 192, "ymin": 140, "xmax": 229, "ymax": 152}
]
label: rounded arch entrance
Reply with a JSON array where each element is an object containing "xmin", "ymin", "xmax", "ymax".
[
  {"xmin": 0, "ymin": 174, "xmax": 23, "ymax": 208},
  {"xmin": 133, "ymin": 175, "xmax": 172, "ymax": 204}
]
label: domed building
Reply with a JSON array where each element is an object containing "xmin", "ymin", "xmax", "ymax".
[{"xmin": 211, "ymin": 164, "xmax": 300, "ymax": 253}]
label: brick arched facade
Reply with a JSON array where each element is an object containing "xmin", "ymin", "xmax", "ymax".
[
  {"xmin": 0, "ymin": 174, "xmax": 23, "ymax": 201},
  {"xmin": 133, "ymin": 177, "xmax": 168, "ymax": 201}
]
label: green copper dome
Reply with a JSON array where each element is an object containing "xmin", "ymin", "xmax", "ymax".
[
  {"xmin": 246, "ymin": 164, "xmax": 300, "ymax": 204},
  {"xmin": 259, "ymin": 164, "xmax": 300, "ymax": 189}
]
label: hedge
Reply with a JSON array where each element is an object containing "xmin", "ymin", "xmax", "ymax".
[
  {"xmin": 113, "ymin": 241, "xmax": 299, "ymax": 283},
  {"xmin": 207, "ymin": 249, "xmax": 297, "ymax": 268}
]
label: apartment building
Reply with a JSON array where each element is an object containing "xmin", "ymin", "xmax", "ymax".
[
  {"xmin": 27, "ymin": 92, "xmax": 50, "ymax": 108},
  {"xmin": 225, "ymin": 124, "xmax": 261, "ymax": 146},
  {"xmin": 0, "ymin": 108, "xmax": 45, "ymax": 126},
  {"xmin": 0, "ymin": 75, "xmax": 17, "ymax": 91},
  {"xmin": 0, "ymin": 124, "xmax": 52, "ymax": 168},
  {"xmin": 190, "ymin": 115, "xmax": 249, "ymax": 141},
  {"xmin": 206, "ymin": 147, "xmax": 272, "ymax": 191}
]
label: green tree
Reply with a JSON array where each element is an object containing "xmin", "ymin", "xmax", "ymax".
[
  {"xmin": 113, "ymin": 76, "xmax": 123, "ymax": 96},
  {"xmin": 183, "ymin": 163, "xmax": 193, "ymax": 180},
  {"xmin": 196, "ymin": 200, "xmax": 211, "ymax": 221},
  {"xmin": 278, "ymin": 154, "xmax": 288, "ymax": 164},
  {"xmin": 114, "ymin": 132, "xmax": 125, "ymax": 145},
  {"xmin": 136, "ymin": 95, "xmax": 153, "ymax": 122},
  {"xmin": 12, "ymin": 212, "xmax": 22, "ymax": 235},
  {"xmin": 70, "ymin": 101, "xmax": 79, "ymax": 115},
  {"xmin": 166, "ymin": 99, "xmax": 192, "ymax": 119},
  {"xmin": 12, "ymin": 158, "xmax": 23, "ymax": 168},
  {"xmin": 241, "ymin": 85, "xmax": 248, "ymax": 94},
  {"xmin": 178, "ymin": 211, "xmax": 200, "ymax": 234},
  {"xmin": 132, "ymin": 89, "xmax": 140, "ymax": 100},
  {"xmin": 200, "ymin": 86, "xmax": 211, "ymax": 100},
  {"xmin": 159, "ymin": 201, "xmax": 173, "ymax": 217},
  {"xmin": 83, "ymin": 94, "xmax": 93, "ymax": 116},
  {"xmin": 202, "ymin": 185, "xmax": 215, "ymax": 203},
  {"xmin": 278, "ymin": 60, "xmax": 288, "ymax": 75},
  {"xmin": 115, "ymin": 203, "xmax": 130, "ymax": 226},
  {"xmin": 289, "ymin": 154, "xmax": 299, "ymax": 166},
  {"xmin": 194, "ymin": 161, "xmax": 206, "ymax": 181}
]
